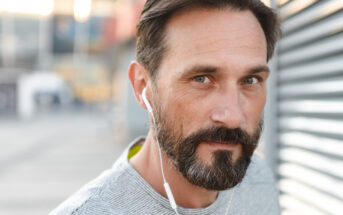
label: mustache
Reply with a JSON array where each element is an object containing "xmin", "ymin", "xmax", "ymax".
[
  {"xmin": 183, "ymin": 126, "xmax": 261, "ymax": 147},
  {"xmin": 175, "ymin": 125, "xmax": 262, "ymax": 159}
]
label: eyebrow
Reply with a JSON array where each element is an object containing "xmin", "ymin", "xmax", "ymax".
[
  {"xmin": 180, "ymin": 64, "xmax": 270, "ymax": 78},
  {"xmin": 248, "ymin": 65, "xmax": 270, "ymax": 75},
  {"xmin": 181, "ymin": 65, "xmax": 219, "ymax": 77}
]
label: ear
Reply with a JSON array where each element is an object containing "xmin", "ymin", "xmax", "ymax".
[{"xmin": 128, "ymin": 61, "xmax": 150, "ymax": 110}]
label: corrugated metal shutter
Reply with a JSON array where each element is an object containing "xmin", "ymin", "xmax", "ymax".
[{"xmin": 274, "ymin": 0, "xmax": 343, "ymax": 214}]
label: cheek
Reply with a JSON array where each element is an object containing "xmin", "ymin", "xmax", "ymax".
[
  {"xmin": 241, "ymin": 91, "xmax": 266, "ymax": 131},
  {"xmin": 165, "ymin": 91, "xmax": 209, "ymax": 136},
  {"xmin": 161, "ymin": 94, "xmax": 188, "ymax": 135}
]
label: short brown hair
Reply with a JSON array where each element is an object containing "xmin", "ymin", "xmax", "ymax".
[{"xmin": 136, "ymin": 0, "xmax": 281, "ymax": 80}]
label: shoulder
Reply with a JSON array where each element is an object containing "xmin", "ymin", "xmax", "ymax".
[
  {"xmin": 231, "ymin": 154, "xmax": 280, "ymax": 215},
  {"xmin": 49, "ymin": 160, "xmax": 133, "ymax": 215},
  {"xmin": 50, "ymin": 138, "xmax": 148, "ymax": 215},
  {"xmin": 243, "ymin": 154, "xmax": 276, "ymax": 184}
]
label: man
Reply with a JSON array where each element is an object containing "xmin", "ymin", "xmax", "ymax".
[{"xmin": 51, "ymin": 0, "xmax": 281, "ymax": 214}]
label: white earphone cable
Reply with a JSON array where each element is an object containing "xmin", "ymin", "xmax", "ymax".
[
  {"xmin": 224, "ymin": 187, "xmax": 235, "ymax": 215},
  {"xmin": 143, "ymin": 88, "xmax": 180, "ymax": 215}
]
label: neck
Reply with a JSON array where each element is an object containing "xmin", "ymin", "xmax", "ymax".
[{"xmin": 130, "ymin": 129, "xmax": 219, "ymax": 209}]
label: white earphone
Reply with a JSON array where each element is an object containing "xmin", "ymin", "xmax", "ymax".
[
  {"xmin": 141, "ymin": 87, "xmax": 179, "ymax": 215},
  {"xmin": 142, "ymin": 87, "xmax": 153, "ymax": 113}
]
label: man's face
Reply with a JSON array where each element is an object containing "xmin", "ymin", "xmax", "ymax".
[{"xmin": 150, "ymin": 8, "xmax": 268, "ymax": 190}]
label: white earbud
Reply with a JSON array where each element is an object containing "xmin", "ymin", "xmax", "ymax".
[
  {"xmin": 142, "ymin": 88, "xmax": 153, "ymax": 113},
  {"xmin": 141, "ymin": 87, "xmax": 179, "ymax": 215}
]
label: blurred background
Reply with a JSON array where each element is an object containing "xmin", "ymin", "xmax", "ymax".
[{"xmin": 0, "ymin": 0, "xmax": 342, "ymax": 214}]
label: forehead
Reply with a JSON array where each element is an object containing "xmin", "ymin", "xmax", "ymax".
[{"xmin": 157, "ymin": 8, "xmax": 267, "ymax": 78}]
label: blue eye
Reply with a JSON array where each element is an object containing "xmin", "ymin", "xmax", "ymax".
[
  {"xmin": 244, "ymin": 77, "xmax": 259, "ymax": 85},
  {"xmin": 193, "ymin": 76, "xmax": 210, "ymax": 83}
]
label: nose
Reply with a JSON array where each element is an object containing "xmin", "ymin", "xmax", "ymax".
[{"xmin": 209, "ymin": 88, "xmax": 244, "ymax": 129}]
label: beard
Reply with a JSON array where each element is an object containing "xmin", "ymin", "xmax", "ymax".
[{"xmin": 153, "ymin": 105, "xmax": 263, "ymax": 191}]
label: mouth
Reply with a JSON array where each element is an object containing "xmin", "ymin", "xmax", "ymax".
[{"xmin": 203, "ymin": 141, "xmax": 239, "ymax": 150}]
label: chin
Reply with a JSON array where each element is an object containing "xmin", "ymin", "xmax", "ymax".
[{"xmin": 178, "ymin": 149, "xmax": 252, "ymax": 191}]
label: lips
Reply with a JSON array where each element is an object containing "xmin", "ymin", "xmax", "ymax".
[{"xmin": 204, "ymin": 141, "xmax": 239, "ymax": 150}]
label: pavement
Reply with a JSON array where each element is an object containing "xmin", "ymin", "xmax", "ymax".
[{"xmin": 0, "ymin": 110, "xmax": 126, "ymax": 215}]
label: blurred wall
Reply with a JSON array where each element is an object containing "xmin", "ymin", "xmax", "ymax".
[{"xmin": 264, "ymin": 0, "xmax": 343, "ymax": 214}]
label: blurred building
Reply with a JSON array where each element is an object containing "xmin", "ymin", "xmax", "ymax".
[
  {"xmin": 263, "ymin": 0, "xmax": 343, "ymax": 214},
  {"xmin": 0, "ymin": 0, "xmax": 145, "ymax": 118},
  {"xmin": 0, "ymin": 0, "xmax": 148, "ymax": 142}
]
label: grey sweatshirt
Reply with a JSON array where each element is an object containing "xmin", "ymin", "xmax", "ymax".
[{"xmin": 50, "ymin": 138, "xmax": 280, "ymax": 215}]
